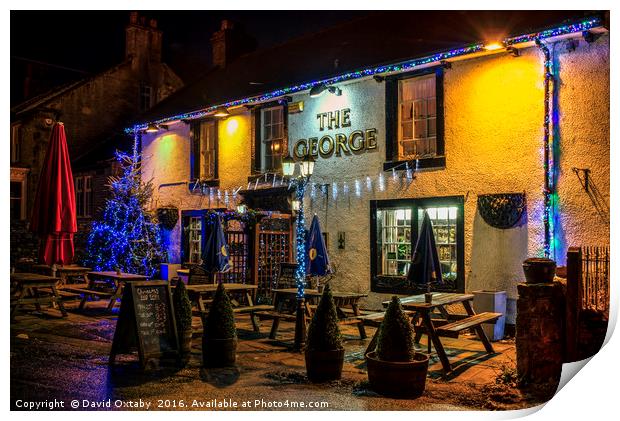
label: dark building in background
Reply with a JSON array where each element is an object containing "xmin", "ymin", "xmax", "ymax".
[{"xmin": 10, "ymin": 12, "xmax": 184, "ymax": 264}]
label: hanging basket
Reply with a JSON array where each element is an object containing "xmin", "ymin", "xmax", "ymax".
[
  {"xmin": 477, "ymin": 193, "xmax": 526, "ymax": 229},
  {"xmin": 157, "ymin": 206, "xmax": 179, "ymax": 230}
]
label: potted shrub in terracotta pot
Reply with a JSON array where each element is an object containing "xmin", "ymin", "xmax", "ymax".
[
  {"xmin": 173, "ymin": 280, "xmax": 193, "ymax": 356},
  {"xmin": 305, "ymin": 285, "xmax": 344, "ymax": 382},
  {"xmin": 366, "ymin": 296, "xmax": 429, "ymax": 398},
  {"xmin": 202, "ymin": 283, "xmax": 237, "ymax": 367}
]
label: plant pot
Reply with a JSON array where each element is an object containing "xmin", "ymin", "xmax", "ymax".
[
  {"xmin": 157, "ymin": 207, "xmax": 179, "ymax": 230},
  {"xmin": 365, "ymin": 351, "xmax": 429, "ymax": 398},
  {"xmin": 305, "ymin": 348, "xmax": 344, "ymax": 383},
  {"xmin": 179, "ymin": 329, "xmax": 192, "ymax": 355},
  {"xmin": 202, "ymin": 336, "xmax": 237, "ymax": 367},
  {"xmin": 522, "ymin": 258, "xmax": 556, "ymax": 284}
]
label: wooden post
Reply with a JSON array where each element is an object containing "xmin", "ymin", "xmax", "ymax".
[{"xmin": 565, "ymin": 247, "xmax": 582, "ymax": 363}]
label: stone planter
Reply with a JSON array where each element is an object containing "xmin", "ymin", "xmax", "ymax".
[
  {"xmin": 522, "ymin": 258, "xmax": 556, "ymax": 284},
  {"xmin": 473, "ymin": 290, "xmax": 507, "ymax": 341},
  {"xmin": 202, "ymin": 336, "xmax": 237, "ymax": 367},
  {"xmin": 365, "ymin": 351, "xmax": 429, "ymax": 398},
  {"xmin": 305, "ymin": 348, "xmax": 344, "ymax": 383}
]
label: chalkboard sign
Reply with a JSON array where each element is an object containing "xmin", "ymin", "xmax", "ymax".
[{"xmin": 109, "ymin": 280, "xmax": 179, "ymax": 368}]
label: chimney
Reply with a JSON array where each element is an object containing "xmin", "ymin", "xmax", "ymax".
[
  {"xmin": 125, "ymin": 12, "xmax": 162, "ymax": 69},
  {"xmin": 210, "ymin": 20, "xmax": 256, "ymax": 68}
]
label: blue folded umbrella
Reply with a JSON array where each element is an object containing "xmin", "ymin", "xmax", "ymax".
[
  {"xmin": 306, "ymin": 214, "xmax": 331, "ymax": 276},
  {"xmin": 407, "ymin": 211, "xmax": 443, "ymax": 290},
  {"xmin": 201, "ymin": 214, "xmax": 230, "ymax": 274}
]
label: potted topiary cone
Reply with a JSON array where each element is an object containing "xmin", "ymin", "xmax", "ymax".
[
  {"xmin": 366, "ymin": 296, "xmax": 429, "ymax": 398},
  {"xmin": 305, "ymin": 284, "xmax": 344, "ymax": 382},
  {"xmin": 173, "ymin": 281, "xmax": 193, "ymax": 356},
  {"xmin": 203, "ymin": 283, "xmax": 237, "ymax": 367}
]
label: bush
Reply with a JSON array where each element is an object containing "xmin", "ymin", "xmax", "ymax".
[
  {"xmin": 376, "ymin": 296, "xmax": 415, "ymax": 361},
  {"xmin": 306, "ymin": 284, "xmax": 342, "ymax": 351},
  {"xmin": 173, "ymin": 281, "xmax": 193, "ymax": 333},
  {"xmin": 205, "ymin": 283, "xmax": 236, "ymax": 339}
]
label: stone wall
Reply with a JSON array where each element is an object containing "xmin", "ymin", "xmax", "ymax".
[{"xmin": 10, "ymin": 220, "xmax": 39, "ymax": 267}]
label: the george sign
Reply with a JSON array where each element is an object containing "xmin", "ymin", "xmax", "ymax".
[
  {"xmin": 292, "ymin": 108, "xmax": 377, "ymax": 159},
  {"xmin": 109, "ymin": 280, "xmax": 179, "ymax": 368}
]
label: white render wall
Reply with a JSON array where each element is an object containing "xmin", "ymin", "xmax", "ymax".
[{"xmin": 142, "ymin": 34, "xmax": 609, "ymax": 323}]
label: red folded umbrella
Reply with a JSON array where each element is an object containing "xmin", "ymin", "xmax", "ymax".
[{"xmin": 30, "ymin": 122, "xmax": 77, "ymax": 265}]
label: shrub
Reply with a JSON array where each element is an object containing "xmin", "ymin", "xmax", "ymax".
[
  {"xmin": 376, "ymin": 296, "xmax": 415, "ymax": 361},
  {"xmin": 205, "ymin": 283, "xmax": 236, "ymax": 339},
  {"xmin": 306, "ymin": 284, "xmax": 342, "ymax": 351},
  {"xmin": 173, "ymin": 281, "xmax": 193, "ymax": 333}
]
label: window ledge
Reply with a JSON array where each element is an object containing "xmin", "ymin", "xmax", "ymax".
[
  {"xmin": 248, "ymin": 172, "xmax": 283, "ymax": 183},
  {"xmin": 383, "ymin": 156, "xmax": 445, "ymax": 172},
  {"xmin": 188, "ymin": 179, "xmax": 220, "ymax": 191}
]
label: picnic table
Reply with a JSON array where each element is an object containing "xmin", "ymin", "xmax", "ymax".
[
  {"xmin": 11, "ymin": 273, "xmax": 68, "ymax": 319},
  {"xmin": 256, "ymin": 288, "xmax": 368, "ymax": 340},
  {"xmin": 65, "ymin": 271, "xmax": 147, "ymax": 311},
  {"xmin": 382, "ymin": 292, "xmax": 501, "ymax": 373},
  {"xmin": 31, "ymin": 264, "xmax": 92, "ymax": 285}
]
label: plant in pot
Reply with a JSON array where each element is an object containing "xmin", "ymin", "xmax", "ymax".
[
  {"xmin": 173, "ymin": 281, "xmax": 193, "ymax": 356},
  {"xmin": 305, "ymin": 284, "xmax": 344, "ymax": 382},
  {"xmin": 202, "ymin": 283, "xmax": 237, "ymax": 367},
  {"xmin": 366, "ymin": 296, "xmax": 429, "ymax": 398}
]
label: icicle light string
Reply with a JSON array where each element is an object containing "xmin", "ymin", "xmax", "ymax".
[{"xmin": 127, "ymin": 18, "xmax": 600, "ymax": 133}]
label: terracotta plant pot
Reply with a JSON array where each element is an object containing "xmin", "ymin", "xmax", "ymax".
[
  {"xmin": 202, "ymin": 337, "xmax": 237, "ymax": 367},
  {"xmin": 305, "ymin": 348, "xmax": 344, "ymax": 383},
  {"xmin": 179, "ymin": 329, "xmax": 192, "ymax": 355},
  {"xmin": 366, "ymin": 351, "xmax": 429, "ymax": 398},
  {"xmin": 522, "ymin": 258, "xmax": 556, "ymax": 284}
]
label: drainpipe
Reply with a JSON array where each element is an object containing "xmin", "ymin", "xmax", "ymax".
[{"xmin": 535, "ymin": 38, "xmax": 554, "ymax": 259}]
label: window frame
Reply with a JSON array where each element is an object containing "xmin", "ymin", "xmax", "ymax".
[
  {"xmin": 74, "ymin": 175, "xmax": 93, "ymax": 218},
  {"xmin": 253, "ymin": 102, "xmax": 287, "ymax": 174},
  {"xmin": 384, "ymin": 66, "xmax": 445, "ymax": 171},
  {"xmin": 10, "ymin": 180, "xmax": 26, "ymax": 220},
  {"xmin": 369, "ymin": 195, "xmax": 464, "ymax": 294},
  {"xmin": 139, "ymin": 84, "xmax": 153, "ymax": 112},
  {"xmin": 189, "ymin": 119, "xmax": 219, "ymax": 189},
  {"xmin": 11, "ymin": 123, "xmax": 21, "ymax": 164}
]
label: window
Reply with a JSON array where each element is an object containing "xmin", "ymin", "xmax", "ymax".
[
  {"xmin": 190, "ymin": 119, "xmax": 218, "ymax": 183},
  {"xmin": 385, "ymin": 67, "xmax": 445, "ymax": 171},
  {"xmin": 370, "ymin": 196, "xmax": 463, "ymax": 294},
  {"xmin": 139, "ymin": 84, "xmax": 153, "ymax": 112},
  {"xmin": 10, "ymin": 181, "xmax": 24, "ymax": 220},
  {"xmin": 75, "ymin": 175, "xmax": 93, "ymax": 218},
  {"xmin": 11, "ymin": 123, "xmax": 20, "ymax": 164},
  {"xmin": 255, "ymin": 105, "xmax": 285, "ymax": 173},
  {"xmin": 185, "ymin": 216, "xmax": 203, "ymax": 264}
]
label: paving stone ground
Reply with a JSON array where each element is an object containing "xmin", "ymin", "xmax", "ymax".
[{"xmin": 10, "ymin": 297, "xmax": 547, "ymax": 411}]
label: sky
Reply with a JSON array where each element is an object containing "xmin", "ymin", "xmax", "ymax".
[{"xmin": 10, "ymin": 10, "xmax": 368, "ymax": 105}]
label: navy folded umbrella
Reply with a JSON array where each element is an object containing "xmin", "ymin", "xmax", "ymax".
[
  {"xmin": 201, "ymin": 214, "xmax": 230, "ymax": 274},
  {"xmin": 306, "ymin": 214, "xmax": 331, "ymax": 276},
  {"xmin": 407, "ymin": 211, "xmax": 443, "ymax": 291}
]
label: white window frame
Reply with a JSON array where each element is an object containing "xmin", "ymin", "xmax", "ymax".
[
  {"xmin": 260, "ymin": 106, "xmax": 285, "ymax": 172},
  {"xmin": 397, "ymin": 73, "xmax": 437, "ymax": 160}
]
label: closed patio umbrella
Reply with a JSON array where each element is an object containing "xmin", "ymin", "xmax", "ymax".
[
  {"xmin": 306, "ymin": 214, "xmax": 331, "ymax": 277},
  {"xmin": 30, "ymin": 122, "xmax": 77, "ymax": 265},
  {"xmin": 201, "ymin": 214, "xmax": 230, "ymax": 282},
  {"xmin": 406, "ymin": 211, "xmax": 443, "ymax": 298}
]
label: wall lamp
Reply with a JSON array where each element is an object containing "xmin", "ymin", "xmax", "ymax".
[
  {"xmin": 309, "ymin": 83, "xmax": 341, "ymax": 98},
  {"xmin": 145, "ymin": 123, "xmax": 160, "ymax": 133},
  {"xmin": 214, "ymin": 106, "xmax": 231, "ymax": 118}
]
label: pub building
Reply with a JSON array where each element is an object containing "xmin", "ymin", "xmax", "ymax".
[{"xmin": 134, "ymin": 12, "xmax": 609, "ymax": 327}]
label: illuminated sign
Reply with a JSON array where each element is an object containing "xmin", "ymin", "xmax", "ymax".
[{"xmin": 293, "ymin": 108, "xmax": 377, "ymax": 159}]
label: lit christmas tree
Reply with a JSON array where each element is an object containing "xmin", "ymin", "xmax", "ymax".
[{"xmin": 84, "ymin": 152, "xmax": 165, "ymax": 277}]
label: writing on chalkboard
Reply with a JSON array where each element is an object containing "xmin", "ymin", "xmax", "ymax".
[{"xmin": 109, "ymin": 280, "xmax": 179, "ymax": 368}]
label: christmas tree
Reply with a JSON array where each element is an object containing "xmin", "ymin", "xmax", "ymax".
[{"xmin": 84, "ymin": 152, "xmax": 165, "ymax": 277}]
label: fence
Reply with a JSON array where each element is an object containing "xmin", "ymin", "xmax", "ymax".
[{"xmin": 581, "ymin": 246, "xmax": 610, "ymax": 316}]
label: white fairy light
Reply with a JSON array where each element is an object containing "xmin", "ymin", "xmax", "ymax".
[
  {"xmin": 406, "ymin": 161, "xmax": 413, "ymax": 180},
  {"xmin": 343, "ymin": 181, "xmax": 349, "ymax": 195},
  {"xmin": 310, "ymin": 182, "xmax": 317, "ymax": 199},
  {"xmin": 332, "ymin": 182, "xmax": 338, "ymax": 200},
  {"xmin": 224, "ymin": 190, "xmax": 230, "ymax": 206},
  {"xmin": 378, "ymin": 172, "xmax": 385, "ymax": 191},
  {"xmin": 355, "ymin": 179, "xmax": 361, "ymax": 197},
  {"xmin": 392, "ymin": 167, "xmax": 398, "ymax": 182},
  {"xmin": 366, "ymin": 176, "xmax": 372, "ymax": 191}
]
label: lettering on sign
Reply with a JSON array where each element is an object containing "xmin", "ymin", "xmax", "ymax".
[{"xmin": 293, "ymin": 108, "xmax": 377, "ymax": 159}]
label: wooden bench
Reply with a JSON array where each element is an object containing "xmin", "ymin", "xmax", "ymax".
[
  {"xmin": 254, "ymin": 310, "xmax": 298, "ymax": 339},
  {"xmin": 357, "ymin": 310, "xmax": 415, "ymax": 354},
  {"xmin": 63, "ymin": 287, "xmax": 115, "ymax": 310},
  {"xmin": 436, "ymin": 312, "xmax": 502, "ymax": 338}
]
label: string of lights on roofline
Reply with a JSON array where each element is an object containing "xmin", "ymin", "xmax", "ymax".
[{"xmin": 126, "ymin": 16, "xmax": 601, "ymax": 133}]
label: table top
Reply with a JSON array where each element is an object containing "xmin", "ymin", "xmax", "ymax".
[
  {"xmin": 11, "ymin": 272, "xmax": 60, "ymax": 284},
  {"xmin": 177, "ymin": 269, "xmax": 189, "ymax": 275},
  {"xmin": 273, "ymin": 288, "xmax": 368, "ymax": 299},
  {"xmin": 32, "ymin": 264, "xmax": 92, "ymax": 273},
  {"xmin": 384, "ymin": 292, "xmax": 474, "ymax": 310},
  {"xmin": 186, "ymin": 283, "xmax": 258, "ymax": 293},
  {"xmin": 87, "ymin": 271, "xmax": 148, "ymax": 280}
]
